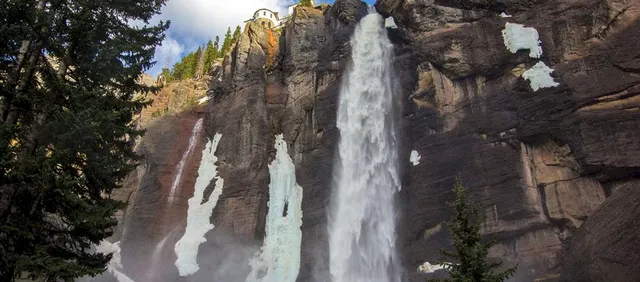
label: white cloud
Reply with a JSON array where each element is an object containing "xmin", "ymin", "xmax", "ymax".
[
  {"xmin": 147, "ymin": 0, "xmax": 292, "ymax": 76},
  {"xmin": 152, "ymin": 36, "xmax": 185, "ymax": 75}
]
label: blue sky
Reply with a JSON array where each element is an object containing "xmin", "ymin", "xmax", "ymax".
[{"xmin": 147, "ymin": 0, "xmax": 375, "ymax": 76}]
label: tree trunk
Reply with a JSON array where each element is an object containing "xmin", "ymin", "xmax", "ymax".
[
  {"xmin": 1, "ymin": 0, "xmax": 48, "ymax": 123},
  {"xmin": 0, "ymin": 0, "xmax": 50, "ymax": 222}
]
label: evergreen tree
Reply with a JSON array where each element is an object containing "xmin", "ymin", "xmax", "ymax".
[
  {"xmin": 220, "ymin": 27, "xmax": 233, "ymax": 56},
  {"xmin": 160, "ymin": 67, "xmax": 174, "ymax": 84},
  {"xmin": 0, "ymin": 0, "xmax": 169, "ymax": 280},
  {"xmin": 213, "ymin": 36, "xmax": 221, "ymax": 54},
  {"xmin": 193, "ymin": 46, "xmax": 204, "ymax": 77},
  {"xmin": 428, "ymin": 176, "xmax": 517, "ymax": 282},
  {"xmin": 300, "ymin": 0, "xmax": 313, "ymax": 7},
  {"xmin": 232, "ymin": 25, "xmax": 242, "ymax": 43},
  {"xmin": 203, "ymin": 36, "xmax": 220, "ymax": 75},
  {"xmin": 173, "ymin": 51, "xmax": 199, "ymax": 80}
]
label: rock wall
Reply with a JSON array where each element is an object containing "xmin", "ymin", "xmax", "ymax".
[
  {"xmin": 376, "ymin": 0, "xmax": 640, "ymax": 280},
  {"xmin": 109, "ymin": 0, "xmax": 640, "ymax": 281},
  {"xmin": 561, "ymin": 179, "xmax": 640, "ymax": 282}
]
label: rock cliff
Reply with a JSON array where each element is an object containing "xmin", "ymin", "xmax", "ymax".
[
  {"xmin": 373, "ymin": 0, "xmax": 640, "ymax": 280},
  {"xmin": 107, "ymin": 0, "xmax": 640, "ymax": 281}
]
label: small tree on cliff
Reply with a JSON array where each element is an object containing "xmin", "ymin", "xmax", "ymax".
[
  {"xmin": 300, "ymin": 0, "xmax": 313, "ymax": 7},
  {"xmin": 203, "ymin": 37, "xmax": 219, "ymax": 75},
  {"xmin": 428, "ymin": 176, "xmax": 517, "ymax": 282},
  {"xmin": 232, "ymin": 25, "xmax": 242, "ymax": 43},
  {"xmin": 220, "ymin": 27, "xmax": 234, "ymax": 55}
]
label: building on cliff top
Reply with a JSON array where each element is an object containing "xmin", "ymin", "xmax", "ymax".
[
  {"xmin": 246, "ymin": 1, "xmax": 317, "ymax": 30},
  {"xmin": 246, "ymin": 8, "xmax": 280, "ymax": 29}
]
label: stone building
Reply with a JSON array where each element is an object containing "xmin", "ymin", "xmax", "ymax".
[{"xmin": 248, "ymin": 8, "xmax": 280, "ymax": 29}]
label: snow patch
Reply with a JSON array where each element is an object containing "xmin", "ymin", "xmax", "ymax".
[
  {"xmin": 198, "ymin": 96, "xmax": 209, "ymax": 105},
  {"xmin": 410, "ymin": 150, "xmax": 421, "ymax": 166},
  {"xmin": 499, "ymin": 12, "xmax": 512, "ymax": 18},
  {"xmin": 246, "ymin": 134, "xmax": 303, "ymax": 282},
  {"xmin": 522, "ymin": 61, "xmax": 559, "ymax": 91},
  {"xmin": 417, "ymin": 261, "xmax": 450, "ymax": 274},
  {"xmin": 501, "ymin": 22, "xmax": 543, "ymax": 58},
  {"xmin": 96, "ymin": 241, "xmax": 136, "ymax": 282},
  {"xmin": 385, "ymin": 17, "xmax": 398, "ymax": 29},
  {"xmin": 174, "ymin": 133, "xmax": 224, "ymax": 276}
]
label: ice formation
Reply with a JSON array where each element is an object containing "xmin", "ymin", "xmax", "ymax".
[
  {"xmin": 168, "ymin": 118, "xmax": 204, "ymax": 203},
  {"xmin": 417, "ymin": 261, "xmax": 449, "ymax": 273},
  {"xmin": 385, "ymin": 17, "xmax": 398, "ymax": 29},
  {"xmin": 410, "ymin": 150, "xmax": 421, "ymax": 166},
  {"xmin": 174, "ymin": 133, "xmax": 224, "ymax": 276},
  {"xmin": 198, "ymin": 96, "xmax": 209, "ymax": 105},
  {"xmin": 522, "ymin": 61, "xmax": 560, "ymax": 91},
  {"xmin": 499, "ymin": 12, "xmax": 512, "ymax": 18},
  {"xmin": 501, "ymin": 22, "xmax": 543, "ymax": 58},
  {"xmin": 246, "ymin": 134, "xmax": 303, "ymax": 282},
  {"xmin": 96, "ymin": 240, "xmax": 136, "ymax": 282}
]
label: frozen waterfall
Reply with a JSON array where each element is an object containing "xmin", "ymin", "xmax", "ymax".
[
  {"xmin": 174, "ymin": 133, "xmax": 224, "ymax": 276},
  {"xmin": 328, "ymin": 9, "xmax": 401, "ymax": 282},
  {"xmin": 246, "ymin": 134, "xmax": 303, "ymax": 282}
]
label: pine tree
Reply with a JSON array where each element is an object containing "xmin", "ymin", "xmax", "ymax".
[
  {"xmin": 220, "ymin": 27, "xmax": 233, "ymax": 56},
  {"xmin": 0, "ymin": 0, "xmax": 169, "ymax": 280},
  {"xmin": 203, "ymin": 40, "xmax": 214, "ymax": 75},
  {"xmin": 428, "ymin": 176, "xmax": 518, "ymax": 282},
  {"xmin": 203, "ymin": 36, "xmax": 220, "ymax": 75},
  {"xmin": 300, "ymin": 0, "xmax": 313, "ymax": 7},
  {"xmin": 232, "ymin": 25, "xmax": 242, "ymax": 42},
  {"xmin": 193, "ymin": 46, "xmax": 204, "ymax": 78},
  {"xmin": 213, "ymin": 36, "xmax": 221, "ymax": 54}
]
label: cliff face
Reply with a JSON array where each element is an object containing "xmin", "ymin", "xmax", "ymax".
[
  {"xmin": 374, "ymin": 0, "xmax": 640, "ymax": 280},
  {"xmin": 109, "ymin": 0, "xmax": 640, "ymax": 281}
]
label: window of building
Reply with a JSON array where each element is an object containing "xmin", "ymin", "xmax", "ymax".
[
  {"xmin": 263, "ymin": 11, "xmax": 266, "ymax": 16},
  {"xmin": 268, "ymin": 22, "xmax": 272, "ymax": 28},
  {"xmin": 262, "ymin": 21, "xmax": 265, "ymax": 27}
]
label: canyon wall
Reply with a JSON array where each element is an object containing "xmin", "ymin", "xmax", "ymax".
[{"xmin": 108, "ymin": 0, "xmax": 640, "ymax": 281}]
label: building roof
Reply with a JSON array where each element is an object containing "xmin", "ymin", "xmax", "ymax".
[
  {"xmin": 254, "ymin": 8, "xmax": 277, "ymax": 13},
  {"xmin": 253, "ymin": 8, "xmax": 280, "ymax": 20}
]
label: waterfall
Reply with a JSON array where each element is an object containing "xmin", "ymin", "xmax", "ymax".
[
  {"xmin": 328, "ymin": 10, "xmax": 401, "ymax": 282},
  {"xmin": 145, "ymin": 233, "xmax": 171, "ymax": 281},
  {"xmin": 168, "ymin": 118, "xmax": 204, "ymax": 204}
]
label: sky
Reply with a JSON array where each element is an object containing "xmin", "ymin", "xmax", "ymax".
[{"xmin": 147, "ymin": 0, "xmax": 374, "ymax": 76}]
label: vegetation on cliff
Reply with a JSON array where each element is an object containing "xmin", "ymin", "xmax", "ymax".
[
  {"xmin": 428, "ymin": 177, "xmax": 518, "ymax": 282},
  {"xmin": 161, "ymin": 25, "xmax": 242, "ymax": 83},
  {"xmin": 299, "ymin": 0, "xmax": 314, "ymax": 7},
  {"xmin": 0, "ymin": 0, "xmax": 168, "ymax": 280}
]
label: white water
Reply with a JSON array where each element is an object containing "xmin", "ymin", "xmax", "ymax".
[
  {"xmin": 328, "ymin": 10, "xmax": 401, "ymax": 282},
  {"xmin": 145, "ymin": 233, "xmax": 171, "ymax": 281},
  {"xmin": 246, "ymin": 134, "xmax": 303, "ymax": 282},
  {"xmin": 174, "ymin": 133, "xmax": 224, "ymax": 276},
  {"xmin": 168, "ymin": 118, "xmax": 204, "ymax": 203}
]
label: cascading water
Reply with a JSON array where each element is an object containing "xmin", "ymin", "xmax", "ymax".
[
  {"xmin": 168, "ymin": 118, "xmax": 204, "ymax": 203},
  {"xmin": 145, "ymin": 233, "xmax": 171, "ymax": 281},
  {"xmin": 328, "ymin": 9, "xmax": 401, "ymax": 282}
]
